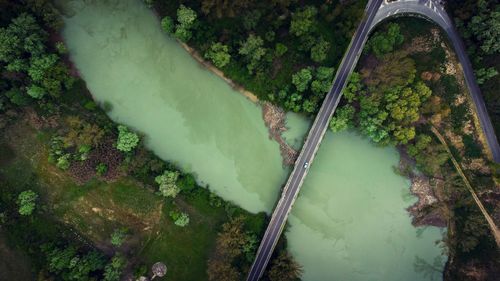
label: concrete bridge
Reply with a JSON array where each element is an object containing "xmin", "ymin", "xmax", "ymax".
[{"xmin": 246, "ymin": 1, "xmax": 500, "ymax": 280}]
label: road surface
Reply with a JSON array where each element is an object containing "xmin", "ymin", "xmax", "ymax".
[{"xmin": 246, "ymin": 0, "xmax": 500, "ymax": 280}]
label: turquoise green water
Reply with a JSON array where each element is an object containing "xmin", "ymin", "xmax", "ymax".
[
  {"xmin": 286, "ymin": 129, "xmax": 445, "ymax": 281},
  {"xmin": 61, "ymin": 0, "xmax": 444, "ymax": 279},
  {"xmin": 61, "ymin": 0, "xmax": 286, "ymax": 214}
]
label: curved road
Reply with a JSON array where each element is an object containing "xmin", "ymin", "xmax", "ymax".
[
  {"xmin": 373, "ymin": 0, "xmax": 500, "ymax": 162},
  {"xmin": 246, "ymin": 1, "xmax": 500, "ymax": 280}
]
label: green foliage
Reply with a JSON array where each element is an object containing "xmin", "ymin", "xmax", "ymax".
[
  {"xmin": 17, "ymin": 190, "xmax": 38, "ymax": 216},
  {"xmin": 178, "ymin": 173, "xmax": 196, "ymax": 191},
  {"xmin": 342, "ymin": 72, "xmax": 363, "ymax": 102},
  {"xmin": 329, "ymin": 105, "xmax": 355, "ymax": 132},
  {"xmin": 155, "ymin": 170, "xmax": 180, "ymax": 198},
  {"xmin": 310, "ymin": 37, "xmax": 330, "ymax": 62},
  {"xmin": 0, "ymin": 12, "xmax": 73, "ymax": 101},
  {"xmin": 56, "ymin": 154, "xmax": 71, "ymax": 170},
  {"xmin": 311, "ymin": 66, "xmax": 334, "ymax": 96},
  {"xmin": 292, "ymin": 68, "xmax": 313, "ymax": 92},
  {"xmin": 103, "ymin": 255, "xmax": 125, "ymax": 281},
  {"xmin": 177, "ymin": 5, "xmax": 197, "ymax": 27},
  {"xmin": 275, "ymin": 43, "xmax": 288, "ymax": 57},
  {"xmin": 205, "ymin": 42, "xmax": 231, "ymax": 68},
  {"xmin": 462, "ymin": 134, "xmax": 482, "ymax": 158},
  {"xmin": 42, "ymin": 244, "xmax": 106, "ymax": 281},
  {"xmin": 5, "ymin": 87, "xmax": 30, "ymax": 106},
  {"xmin": 243, "ymin": 10, "xmax": 261, "ymax": 30},
  {"xmin": 55, "ymin": 41, "xmax": 68, "ymax": 54},
  {"xmin": 174, "ymin": 5, "xmax": 197, "ymax": 42},
  {"xmin": 475, "ymin": 67, "xmax": 498, "ymax": 84},
  {"xmin": 160, "ymin": 16, "xmax": 174, "ymax": 34},
  {"xmin": 116, "ymin": 125, "xmax": 139, "ymax": 152},
  {"xmin": 169, "ymin": 210, "xmax": 190, "ymax": 227},
  {"xmin": 95, "ymin": 163, "xmax": 108, "ymax": 176},
  {"xmin": 238, "ymin": 34, "xmax": 266, "ymax": 74},
  {"xmin": 290, "ymin": 6, "xmax": 318, "ymax": 37},
  {"xmin": 110, "ymin": 228, "xmax": 128, "ymax": 247},
  {"xmin": 367, "ymin": 23, "xmax": 404, "ymax": 57},
  {"xmin": 464, "ymin": 0, "xmax": 500, "ymax": 55},
  {"xmin": 27, "ymin": 84, "xmax": 46, "ymax": 99}
]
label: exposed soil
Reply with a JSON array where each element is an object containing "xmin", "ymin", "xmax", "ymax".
[
  {"xmin": 398, "ymin": 148, "xmax": 447, "ymax": 227},
  {"xmin": 261, "ymin": 102, "xmax": 298, "ymax": 166}
]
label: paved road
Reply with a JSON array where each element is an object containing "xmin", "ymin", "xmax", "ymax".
[
  {"xmin": 246, "ymin": 1, "xmax": 384, "ymax": 280},
  {"xmin": 246, "ymin": 1, "xmax": 500, "ymax": 280},
  {"xmin": 373, "ymin": 0, "xmax": 500, "ymax": 162}
]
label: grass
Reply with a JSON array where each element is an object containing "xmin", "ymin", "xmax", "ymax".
[{"xmin": 0, "ymin": 121, "xmax": 229, "ymax": 281}]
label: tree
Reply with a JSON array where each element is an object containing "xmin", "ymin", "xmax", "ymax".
[
  {"xmin": 17, "ymin": 190, "xmax": 38, "ymax": 216},
  {"xmin": 116, "ymin": 125, "xmax": 139, "ymax": 152},
  {"xmin": 243, "ymin": 10, "xmax": 261, "ymax": 30},
  {"xmin": 290, "ymin": 6, "xmax": 318, "ymax": 37},
  {"xmin": 155, "ymin": 170, "xmax": 180, "ymax": 198},
  {"xmin": 174, "ymin": 5, "xmax": 197, "ymax": 42},
  {"xmin": 27, "ymin": 84, "xmax": 46, "ymax": 99},
  {"xmin": 177, "ymin": 5, "xmax": 197, "ymax": 28},
  {"xmin": 201, "ymin": 0, "xmax": 255, "ymax": 18},
  {"xmin": 169, "ymin": 210, "xmax": 190, "ymax": 227},
  {"xmin": 110, "ymin": 228, "xmax": 128, "ymax": 247},
  {"xmin": 0, "ymin": 12, "xmax": 72, "ymax": 99},
  {"xmin": 465, "ymin": 1, "xmax": 500, "ymax": 55},
  {"xmin": 42, "ymin": 243, "xmax": 106, "ymax": 280},
  {"xmin": 367, "ymin": 23, "xmax": 404, "ymax": 57},
  {"xmin": 267, "ymin": 251, "xmax": 303, "ymax": 281},
  {"xmin": 475, "ymin": 67, "xmax": 498, "ymax": 84},
  {"xmin": 310, "ymin": 37, "xmax": 330, "ymax": 62},
  {"xmin": 205, "ymin": 42, "xmax": 231, "ymax": 68},
  {"xmin": 275, "ymin": 43, "xmax": 288, "ymax": 57},
  {"xmin": 238, "ymin": 34, "xmax": 266, "ymax": 74},
  {"xmin": 207, "ymin": 260, "xmax": 240, "ymax": 281},
  {"xmin": 103, "ymin": 255, "xmax": 125, "ymax": 281},
  {"xmin": 311, "ymin": 67, "xmax": 334, "ymax": 96},
  {"xmin": 329, "ymin": 105, "xmax": 355, "ymax": 132},
  {"xmin": 292, "ymin": 68, "xmax": 313, "ymax": 92},
  {"xmin": 160, "ymin": 16, "xmax": 174, "ymax": 34}
]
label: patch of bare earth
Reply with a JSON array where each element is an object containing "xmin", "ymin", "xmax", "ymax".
[{"xmin": 261, "ymin": 102, "xmax": 298, "ymax": 166}]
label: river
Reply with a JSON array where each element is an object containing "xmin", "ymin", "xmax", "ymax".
[{"xmin": 61, "ymin": 0, "xmax": 445, "ymax": 280}]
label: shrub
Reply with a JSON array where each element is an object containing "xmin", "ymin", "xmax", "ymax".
[
  {"xmin": 205, "ymin": 42, "xmax": 231, "ymax": 68},
  {"xmin": 17, "ymin": 190, "xmax": 38, "ymax": 216},
  {"xmin": 116, "ymin": 125, "xmax": 139, "ymax": 152},
  {"xmin": 110, "ymin": 228, "xmax": 128, "ymax": 247},
  {"xmin": 160, "ymin": 16, "xmax": 174, "ymax": 34},
  {"xmin": 155, "ymin": 170, "xmax": 180, "ymax": 198},
  {"xmin": 169, "ymin": 210, "xmax": 190, "ymax": 227},
  {"xmin": 96, "ymin": 163, "xmax": 108, "ymax": 176},
  {"xmin": 56, "ymin": 154, "xmax": 71, "ymax": 170}
]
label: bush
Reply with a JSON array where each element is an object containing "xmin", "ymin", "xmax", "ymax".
[
  {"xmin": 169, "ymin": 210, "xmax": 190, "ymax": 227},
  {"xmin": 178, "ymin": 173, "xmax": 196, "ymax": 191},
  {"xmin": 96, "ymin": 163, "xmax": 108, "ymax": 176},
  {"xmin": 204, "ymin": 42, "xmax": 231, "ymax": 68},
  {"xmin": 161, "ymin": 16, "xmax": 174, "ymax": 34},
  {"xmin": 110, "ymin": 228, "xmax": 128, "ymax": 247},
  {"xmin": 462, "ymin": 134, "xmax": 482, "ymax": 158},
  {"xmin": 155, "ymin": 170, "xmax": 180, "ymax": 198},
  {"xmin": 17, "ymin": 190, "xmax": 38, "ymax": 216},
  {"xmin": 116, "ymin": 125, "xmax": 140, "ymax": 152}
]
